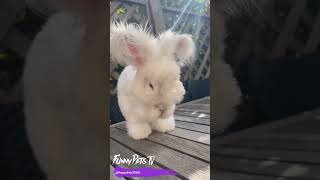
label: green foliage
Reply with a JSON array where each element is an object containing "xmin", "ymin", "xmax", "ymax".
[
  {"xmin": 116, "ymin": 7, "xmax": 126, "ymax": 16},
  {"xmin": 0, "ymin": 52, "xmax": 8, "ymax": 61}
]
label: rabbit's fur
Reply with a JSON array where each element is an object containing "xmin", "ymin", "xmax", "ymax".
[
  {"xmin": 111, "ymin": 22, "xmax": 195, "ymax": 139},
  {"xmin": 23, "ymin": 0, "xmax": 107, "ymax": 179}
]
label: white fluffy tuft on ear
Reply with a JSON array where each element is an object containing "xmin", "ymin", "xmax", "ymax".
[
  {"xmin": 175, "ymin": 34, "xmax": 196, "ymax": 65},
  {"xmin": 158, "ymin": 30, "xmax": 196, "ymax": 66},
  {"xmin": 110, "ymin": 21, "xmax": 155, "ymax": 67}
]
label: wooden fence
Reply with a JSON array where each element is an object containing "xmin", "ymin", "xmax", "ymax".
[
  {"xmin": 225, "ymin": 0, "xmax": 320, "ymax": 67},
  {"xmin": 110, "ymin": 0, "xmax": 210, "ymax": 84}
]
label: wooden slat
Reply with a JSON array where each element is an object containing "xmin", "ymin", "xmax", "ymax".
[
  {"xmin": 180, "ymin": 14, "xmax": 194, "ymax": 34},
  {"xmin": 116, "ymin": 124, "xmax": 210, "ymax": 162},
  {"xmin": 144, "ymin": 0, "xmax": 155, "ymax": 33},
  {"xmin": 216, "ymin": 114, "xmax": 320, "ymax": 150},
  {"xmin": 175, "ymin": 121, "xmax": 209, "ymax": 134},
  {"xmin": 271, "ymin": 117, "xmax": 320, "ymax": 135},
  {"xmin": 198, "ymin": 30, "xmax": 210, "ymax": 53},
  {"xmin": 110, "ymin": 139, "xmax": 180, "ymax": 180},
  {"xmin": 115, "ymin": 122, "xmax": 210, "ymax": 145},
  {"xmin": 270, "ymin": 0, "xmax": 307, "ymax": 58},
  {"xmin": 214, "ymin": 109, "xmax": 320, "ymax": 179},
  {"xmin": 185, "ymin": 17, "xmax": 196, "ymax": 34},
  {"xmin": 212, "ymin": 171, "xmax": 284, "ymax": 180},
  {"xmin": 178, "ymin": 104, "xmax": 210, "ymax": 109},
  {"xmin": 177, "ymin": 97, "xmax": 210, "ymax": 107},
  {"xmin": 110, "ymin": 128, "xmax": 210, "ymax": 180},
  {"xmin": 174, "ymin": 110, "xmax": 210, "ymax": 119},
  {"xmin": 216, "ymin": 136, "xmax": 320, "ymax": 152},
  {"xmin": 215, "ymin": 109, "xmax": 320, "ymax": 143},
  {"xmin": 174, "ymin": 115, "xmax": 210, "ymax": 125},
  {"xmin": 186, "ymin": 103, "xmax": 210, "ymax": 107},
  {"xmin": 195, "ymin": 48, "xmax": 210, "ymax": 80},
  {"xmin": 148, "ymin": 0, "xmax": 166, "ymax": 33},
  {"xmin": 185, "ymin": 18, "xmax": 210, "ymax": 80},
  {"xmin": 205, "ymin": 66, "xmax": 210, "ymax": 79},
  {"xmin": 216, "ymin": 156, "xmax": 320, "ymax": 179},
  {"xmin": 183, "ymin": 67, "xmax": 191, "ymax": 81},
  {"xmin": 221, "ymin": 133, "xmax": 320, "ymax": 142},
  {"xmin": 194, "ymin": 20, "xmax": 205, "ymax": 43},
  {"xmin": 162, "ymin": 6, "xmax": 210, "ymax": 19},
  {"xmin": 168, "ymin": 128, "xmax": 210, "ymax": 145},
  {"xmin": 215, "ymin": 146, "xmax": 320, "ymax": 164},
  {"xmin": 175, "ymin": 108, "xmax": 210, "ymax": 114},
  {"xmin": 196, "ymin": 97, "xmax": 210, "ymax": 104}
]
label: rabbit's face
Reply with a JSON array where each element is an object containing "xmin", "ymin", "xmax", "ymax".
[{"xmin": 133, "ymin": 56, "xmax": 186, "ymax": 106}]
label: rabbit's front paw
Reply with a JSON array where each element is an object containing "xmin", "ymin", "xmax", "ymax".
[
  {"xmin": 151, "ymin": 106, "xmax": 162, "ymax": 118},
  {"xmin": 160, "ymin": 105, "xmax": 175, "ymax": 119},
  {"xmin": 152, "ymin": 116, "xmax": 175, "ymax": 133},
  {"xmin": 127, "ymin": 122, "xmax": 152, "ymax": 140}
]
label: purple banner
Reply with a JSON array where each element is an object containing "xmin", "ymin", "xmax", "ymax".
[{"xmin": 114, "ymin": 166, "xmax": 177, "ymax": 177}]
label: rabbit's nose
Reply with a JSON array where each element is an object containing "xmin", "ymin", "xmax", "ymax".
[{"xmin": 157, "ymin": 104, "xmax": 165, "ymax": 110}]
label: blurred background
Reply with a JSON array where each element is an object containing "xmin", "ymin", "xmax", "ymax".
[
  {"xmin": 0, "ymin": 1, "xmax": 53, "ymax": 179},
  {"xmin": 220, "ymin": 0, "xmax": 320, "ymax": 134}
]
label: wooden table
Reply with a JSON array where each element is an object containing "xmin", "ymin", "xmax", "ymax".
[
  {"xmin": 110, "ymin": 97, "xmax": 210, "ymax": 180},
  {"xmin": 214, "ymin": 108, "xmax": 320, "ymax": 180}
]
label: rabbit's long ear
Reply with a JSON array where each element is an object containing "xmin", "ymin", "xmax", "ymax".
[
  {"xmin": 158, "ymin": 30, "xmax": 196, "ymax": 67},
  {"xmin": 110, "ymin": 22, "xmax": 154, "ymax": 67}
]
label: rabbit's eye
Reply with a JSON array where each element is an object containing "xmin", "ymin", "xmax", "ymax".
[{"xmin": 149, "ymin": 83, "xmax": 154, "ymax": 90}]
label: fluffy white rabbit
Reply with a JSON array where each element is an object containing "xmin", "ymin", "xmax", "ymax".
[
  {"xmin": 23, "ymin": 0, "xmax": 107, "ymax": 179},
  {"xmin": 110, "ymin": 22, "xmax": 195, "ymax": 140}
]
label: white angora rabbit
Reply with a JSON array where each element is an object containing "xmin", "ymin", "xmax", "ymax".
[
  {"xmin": 110, "ymin": 22, "xmax": 196, "ymax": 139},
  {"xmin": 23, "ymin": 0, "xmax": 107, "ymax": 179}
]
